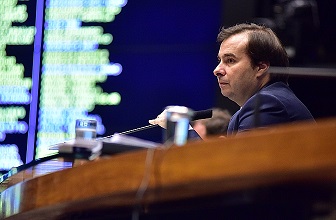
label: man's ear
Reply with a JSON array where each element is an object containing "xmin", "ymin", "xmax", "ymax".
[{"xmin": 256, "ymin": 61, "xmax": 270, "ymax": 77}]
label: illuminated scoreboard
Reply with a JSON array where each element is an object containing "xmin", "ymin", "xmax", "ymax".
[
  {"xmin": 0, "ymin": 0, "xmax": 128, "ymax": 171},
  {"xmin": 36, "ymin": 0, "xmax": 126, "ymax": 158},
  {"xmin": 0, "ymin": 0, "xmax": 36, "ymax": 170}
]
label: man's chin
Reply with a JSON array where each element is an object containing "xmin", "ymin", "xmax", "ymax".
[
  {"xmin": 220, "ymin": 91, "xmax": 231, "ymax": 98},
  {"xmin": 221, "ymin": 92, "xmax": 236, "ymax": 103}
]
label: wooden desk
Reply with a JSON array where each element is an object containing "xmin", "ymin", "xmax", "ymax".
[{"xmin": 1, "ymin": 118, "xmax": 336, "ymax": 219}]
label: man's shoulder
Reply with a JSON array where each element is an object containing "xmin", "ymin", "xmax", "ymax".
[
  {"xmin": 245, "ymin": 82, "xmax": 291, "ymax": 109},
  {"xmin": 245, "ymin": 81, "xmax": 314, "ymax": 121},
  {"xmin": 256, "ymin": 81, "xmax": 300, "ymax": 104},
  {"xmin": 260, "ymin": 81, "xmax": 292, "ymax": 95}
]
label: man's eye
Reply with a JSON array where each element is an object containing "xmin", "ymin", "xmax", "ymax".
[{"xmin": 227, "ymin": 58, "xmax": 235, "ymax": 63}]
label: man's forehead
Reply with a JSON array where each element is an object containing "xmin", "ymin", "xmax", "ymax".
[{"xmin": 219, "ymin": 33, "xmax": 248, "ymax": 55}]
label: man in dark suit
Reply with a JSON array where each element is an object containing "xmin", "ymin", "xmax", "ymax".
[
  {"xmin": 213, "ymin": 23, "xmax": 314, "ymax": 135},
  {"xmin": 150, "ymin": 23, "xmax": 314, "ymax": 137}
]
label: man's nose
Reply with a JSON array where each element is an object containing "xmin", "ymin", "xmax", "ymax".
[{"xmin": 213, "ymin": 64, "xmax": 223, "ymax": 77}]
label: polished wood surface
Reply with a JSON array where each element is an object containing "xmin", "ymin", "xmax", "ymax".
[
  {"xmin": 0, "ymin": 159, "xmax": 73, "ymax": 193},
  {"xmin": 1, "ymin": 118, "xmax": 336, "ymax": 219}
]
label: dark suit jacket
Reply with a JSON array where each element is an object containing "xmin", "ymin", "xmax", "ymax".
[{"xmin": 227, "ymin": 81, "xmax": 314, "ymax": 135}]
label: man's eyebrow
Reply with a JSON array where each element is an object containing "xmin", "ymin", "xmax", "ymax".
[
  {"xmin": 223, "ymin": 53, "xmax": 237, "ymax": 58},
  {"xmin": 217, "ymin": 53, "xmax": 237, "ymax": 60}
]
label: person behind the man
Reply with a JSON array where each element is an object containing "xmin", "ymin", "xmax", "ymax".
[
  {"xmin": 149, "ymin": 23, "xmax": 314, "ymax": 136},
  {"xmin": 190, "ymin": 108, "xmax": 231, "ymax": 139}
]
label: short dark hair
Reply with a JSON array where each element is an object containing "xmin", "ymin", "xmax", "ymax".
[
  {"xmin": 217, "ymin": 23, "xmax": 289, "ymax": 82},
  {"xmin": 190, "ymin": 108, "xmax": 231, "ymax": 137}
]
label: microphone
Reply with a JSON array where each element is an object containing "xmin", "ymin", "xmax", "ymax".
[
  {"xmin": 116, "ymin": 109, "xmax": 213, "ymax": 136},
  {"xmin": 191, "ymin": 109, "xmax": 212, "ymax": 121}
]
